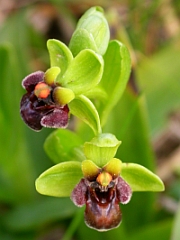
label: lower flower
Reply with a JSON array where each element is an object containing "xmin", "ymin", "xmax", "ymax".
[{"xmin": 71, "ymin": 173, "xmax": 132, "ymax": 231}]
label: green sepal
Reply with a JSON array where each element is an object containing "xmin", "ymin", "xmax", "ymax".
[
  {"xmin": 121, "ymin": 163, "xmax": 165, "ymax": 192},
  {"xmin": 81, "ymin": 160, "xmax": 101, "ymax": 181},
  {"xmin": 44, "ymin": 67, "xmax": 61, "ymax": 86},
  {"xmin": 100, "ymin": 40, "xmax": 131, "ymax": 126},
  {"xmin": 59, "ymin": 49, "xmax": 103, "ymax": 95},
  {"xmin": 53, "ymin": 87, "xmax": 75, "ymax": 105},
  {"xmin": 69, "ymin": 6, "xmax": 110, "ymax": 56},
  {"xmin": 69, "ymin": 28, "xmax": 98, "ymax": 57},
  {"xmin": 69, "ymin": 95, "xmax": 102, "ymax": 136},
  {"xmin": 47, "ymin": 39, "xmax": 73, "ymax": 78},
  {"xmin": 83, "ymin": 133, "xmax": 121, "ymax": 168},
  {"xmin": 103, "ymin": 158, "xmax": 122, "ymax": 179},
  {"xmin": 35, "ymin": 161, "xmax": 83, "ymax": 197},
  {"xmin": 44, "ymin": 129, "xmax": 84, "ymax": 164}
]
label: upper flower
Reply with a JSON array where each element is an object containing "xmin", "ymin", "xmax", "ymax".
[
  {"xmin": 20, "ymin": 38, "xmax": 104, "ymax": 133},
  {"xmin": 20, "ymin": 70, "xmax": 70, "ymax": 131}
]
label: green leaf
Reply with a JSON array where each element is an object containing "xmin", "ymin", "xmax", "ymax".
[
  {"xmin": 3, "ymin": 198, "xmax": 76, "ymax": 231},
  {"xmin": 121, "ymin": 163, "xmax": 165, "ymax": 192},
  {"xmin": 47, "ymin": 39, "xmax": 73, "ymax": 78},
  {"xmin": 171, "ymin": 201, "xmax": 180, "ymax": 240},
  {"xmin": 0, "ymin": 44, "xmax": 35, "ymax": 203},
  {"xmin": 44, "ymin": 129, "xmax": 84, "ymax": 164},
  {"xmin": 137, "ymin": 44, "xmax": 180, "ymax": 136},
  {"xmin": 100, "ymin": 40, "xmax": 131, "ymax": 126},
  {"xmin": 60, "ymin": 49, "xmax": 104, "ymax": 95},
  {"xmin": 69, "ymin": 95, "xmax": 102, "ymax": 135},
  {"xmin": 69, "ymin": 6, "xmax": 110, "ymax": 56},
  {"xmin": 35, "ymin": 161, "xmax": 83, "ymax": 197},
  {"xmin": 129, "ymin": 220, "xmax": 172, "ymax": 240}
]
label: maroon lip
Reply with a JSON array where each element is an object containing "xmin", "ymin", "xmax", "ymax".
[{"xmin": 71, "ymin": 176, "xmax": 132, "ymax": 231}]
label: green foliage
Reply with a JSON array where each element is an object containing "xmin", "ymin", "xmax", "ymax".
[
  {"xmin": 99, "ymin": 40, "xmax": 131, "ymax": 126},
  {"xmin": 44, "ymin": 129, "xmax": 84, "ymax": 164}
]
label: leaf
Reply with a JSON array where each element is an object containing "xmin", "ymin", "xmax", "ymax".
[
  {"xmin": 47, "ymin": 39, "xmax": 73, "ymax": 78},
  {"xmin": 60, "ymin": 49, "xmax": 104, "ymax": 95},
  {"xmin": 100, "ymin": 40, "xmax": 131, "ymax": 126},
  {"xmin": 44, "ymin": 129, "xmax": 84, "ymax": 164},
  {"xmin": 137, "ymin": 44, "xmax": 180, "ymax": 136},
  {"xmin": 69, "ymin": 95, "xmax": 102, "ymax": 136},
  {"xmin": 35, "ymin": 161, "xmax": 83, "ymax": 197},
  {"xmin": 0, "ymin": 44, "xmax": 35, "ymax": 203},
  {"xmin": 171, "ymin": 201, "xmax": 180, "ymax": 240},
  {"xmin": 69, "ymin": 6, "xmax": 110, "ymax": 56},
  {"xmin": 3, "ymin": 197, "xmax": 76, "ymax": 231},
  {"xmin": 129, "ymin": 220, "xmax": 172, "ymax": 240},
  {"xmin": 121, "ymin": 163, "xmax": 164, "ymax": 192}
]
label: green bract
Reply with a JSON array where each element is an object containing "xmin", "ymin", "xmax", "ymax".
[
  {"xmin": 44, "ymin": 129, "xmax": 84, "ymax": 164},
  {"xmin": 69, "ymin": 95, "xmax": 102, "ymax": 136},
  {"xmin": 99, "ymin": 40, "xmax": 131, "ymax": 126},
  {"xmin": 69, "ymin": 6, "xmax": 110, "ymax": 56}
]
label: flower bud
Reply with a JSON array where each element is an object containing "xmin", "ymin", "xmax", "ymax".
[{"xmin": 69, "ymin": 6, "xmax": 110, "ymax": 56}]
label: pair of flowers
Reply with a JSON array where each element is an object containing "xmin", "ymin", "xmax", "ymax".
[
  {"xmin": 20, "ymin": 41, "xmax": 164, "ymax": 232},
  {"xmin": 20, "ymin": 7, "xmax": 164, "ymax": 232},
  {"xmin": 20, "ymin": 69, "xmax": 132, "ymax": 230}
]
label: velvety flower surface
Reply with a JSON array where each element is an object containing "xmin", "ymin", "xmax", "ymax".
[
  {"xmin": 20, "ymin": 71, "xmax": 69, "ymax": 131},
  {"xmin": 71, "ymin": 172, "xmax": 132, "ymax": 231}
]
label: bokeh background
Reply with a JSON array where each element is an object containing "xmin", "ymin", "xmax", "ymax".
[{"xmin": 0, "ymin": 0, "xmax": 180, "ymax": 239}]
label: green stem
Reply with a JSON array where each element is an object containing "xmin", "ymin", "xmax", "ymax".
[{"xmin": 61, "ymin": 208, "xmax": 84, "ymax": 240}]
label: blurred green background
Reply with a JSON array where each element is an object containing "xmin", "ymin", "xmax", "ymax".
[{"xmin": 0, "ymin": 0, "xmax": 180, "ymax": 239}]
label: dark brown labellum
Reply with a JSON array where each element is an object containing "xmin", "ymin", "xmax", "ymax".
[{"xmin": 71, "ymin": 176, "xmax": 132, "ymax": 231}]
